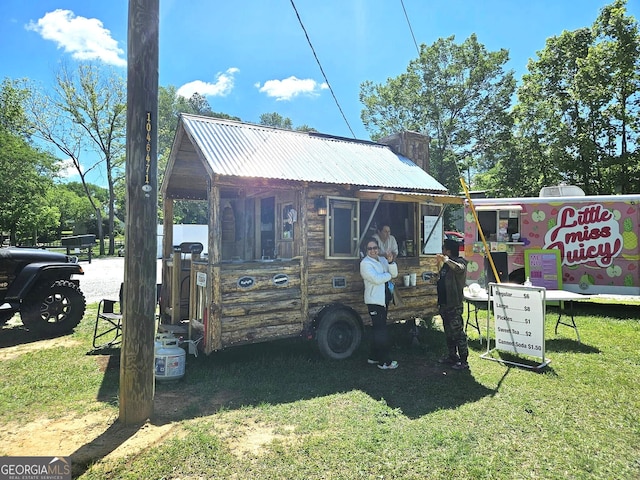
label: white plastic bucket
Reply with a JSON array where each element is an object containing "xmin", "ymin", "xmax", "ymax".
[{"xmin": 154, "ymin": 335, "xmax": 186, "ymax": 381}]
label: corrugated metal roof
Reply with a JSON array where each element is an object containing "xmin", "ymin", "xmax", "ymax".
[{"xmin": 180, "ymin": 114, "xmax": 447, "ymax": 193}]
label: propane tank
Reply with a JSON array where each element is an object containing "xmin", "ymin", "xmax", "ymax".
[{"xmin": 154, "ymin": 334, "xmax": 186, "ymax": 381}]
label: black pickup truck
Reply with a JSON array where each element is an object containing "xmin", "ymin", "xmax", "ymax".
[{"xmin": 0, "ymin": 247, "xmax": 86, "ymax": 336}]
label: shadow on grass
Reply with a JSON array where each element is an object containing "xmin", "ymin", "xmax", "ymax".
[
  {"xmin": 69, "ymin": 323, "xmax": 498, "ymax": 476},
  {"xmin": 153, "ymin": 324, "xmax": 495, "ymax": 421},
  {"xmin": 0, "ymin": 321, "xmax": 76, "ymax": 348},
  {"xmin": 545, "ymin": 338, "xmax": 600, "ymax": 354},
  {"xmin": 570, "ymin": 303, "xmax": 640, "ymax": 320},
  {"xmin": 71, "ymin": 325, "xmax": 496, "ymax": 474}
]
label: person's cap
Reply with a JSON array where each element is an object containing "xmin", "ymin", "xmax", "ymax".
[{"xmin": 443, "ymin": 238, "xmax": 460, "ymax": 254}]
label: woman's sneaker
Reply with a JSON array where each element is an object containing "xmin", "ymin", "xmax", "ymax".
[{"xmin": 378, "ymin": 360, "xmax": 399, "ymax": 370}]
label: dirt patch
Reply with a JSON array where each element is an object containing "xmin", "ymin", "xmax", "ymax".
[
  {"xmin": 217, "ymin": 419, "xmax": 296, "ymax": 457},
  {"xmin": 0, "ymin": 397, "xmax": 290, "ymax": 474}
]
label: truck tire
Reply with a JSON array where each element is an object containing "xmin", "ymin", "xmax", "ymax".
[
  {"xmin": 0, "ymin": 312, "xmax": 14, "ymax": 325},
  {"xmin": 316, "ymin": 308, "xmax": 362, "ymax": 360},
  {"xmin": 21, "ymin": 280, "xmax": 86, "ymax": 336}
]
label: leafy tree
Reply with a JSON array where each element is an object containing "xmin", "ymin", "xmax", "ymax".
[
  {"xmin": 295, "ymin": 124, "xmax": 318, "ymax": 132},
  {"xmin": 589, "ymin": 0, "xmax": 640, "ymax": 193},
  {"xmin": 156, "ymin": 87, "xmax": 240, "ymax": 226},
  {"xmin": 0, "ymin": 130, "xmax": 59, "ymax": 244},
  {"xmin": 50, "ymin": 182, "xmax": 105, "ymax": 238},
  {"xmin": 505, "ymin": 0, "xmax": 640, "ymax": 196},
  {"xmin": 259, "ymin": 112, "xmax": 293, "ymax": 130},
  {"xmin": 0, "ymin": 79, "xmax": 60, "ymax": 244},
  {"xmin": 25, "ymin": 63, "xmax": 126, "ymax": 254},
  {"xmin": 0, "ymin": 78, "xmax": 29, "ymax": 134},
  {"xmin": 258, "ymin": 112, "xmax": 316, "ymax": 132},
  {"xmin": 359, "ymin": 34, "xmax": 515, "ymax": 195}
]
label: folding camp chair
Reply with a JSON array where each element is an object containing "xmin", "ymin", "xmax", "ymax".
[
  {"xmin": 92, "ymin": 283, "xmax": 162, "ymax": 350},
  {"xmin": 92, "ymin": 283, "xmax": 124, "ymax": 349}
]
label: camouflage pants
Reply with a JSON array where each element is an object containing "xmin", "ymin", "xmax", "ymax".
[{"xmin": 440, "ymin": 306, "xmax": 468, "ymax": 362}]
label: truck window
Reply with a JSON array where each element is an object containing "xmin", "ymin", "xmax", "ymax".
[{"xmin": 327, "ymin": 198, "xmax": 359, "ymax": 258}]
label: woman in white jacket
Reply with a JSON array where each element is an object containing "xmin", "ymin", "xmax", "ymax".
[{"xmin": 360, "ymin": 237, "xmax": 399, "ymax": 369}]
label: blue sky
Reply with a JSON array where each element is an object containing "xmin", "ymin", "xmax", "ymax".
[{"xmin": 1, "ymin": 0, "xmax": 638, "ymax": 183}]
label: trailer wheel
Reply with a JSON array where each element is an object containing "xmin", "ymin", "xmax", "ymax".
[{"xmin": 316, "ymin": 308, "xmax": 362, "ymax": 360}]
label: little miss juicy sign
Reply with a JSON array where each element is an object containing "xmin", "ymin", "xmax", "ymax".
[{"xmin": 543, "ymin": 203, "xmax": 623, "ymax": 267}]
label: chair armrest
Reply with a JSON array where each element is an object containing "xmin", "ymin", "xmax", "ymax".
[{"xmin": 99, "ymin": 299, "xmax": 118, "ymax": 314}]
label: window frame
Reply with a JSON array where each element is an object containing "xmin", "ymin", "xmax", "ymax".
[
  {"xmin": 474, "ymin": 206, "xmax": 522, "ymax": 242},
  {"xmin": 325, "ymin": 196, "xmax": 360, "ymax": 259}
]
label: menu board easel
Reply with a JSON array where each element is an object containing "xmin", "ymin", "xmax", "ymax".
[{"xmin": 481, "ymin": 283, "xmax": 551, "ymax": 370}]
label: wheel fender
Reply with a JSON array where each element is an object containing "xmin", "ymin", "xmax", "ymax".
[{"xmin": 4, "ymin": 263, "xmax": 83, "ymax": 301}]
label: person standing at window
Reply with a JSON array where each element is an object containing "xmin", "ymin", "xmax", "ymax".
[
  {"xmin": 373, "ymin": 224, "xmax": 399, "ymax": 262},
  {"xmin": 436, "ymin": 238, "xmax": 469, "ymax": 370},
  {"xmin": 360, "ymin": 238, "xmax": 399, "ymax": 370}
]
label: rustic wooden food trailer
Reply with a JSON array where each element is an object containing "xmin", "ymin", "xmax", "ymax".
[{"xmin": 160, "ymin": 114, "xmax": 463, "ymax": 358}]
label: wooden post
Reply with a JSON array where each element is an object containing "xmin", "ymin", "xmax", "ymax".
[{"xmin": 120, "ymin": 0, "xmax": 159, "ymax": 425}]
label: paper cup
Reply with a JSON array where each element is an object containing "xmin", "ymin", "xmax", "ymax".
[
  {"xmin": 410, "ymin": 273, "xmax": 417, "ymax": 286},
  {"xmin": 403, "ymin": 275, "xmax": 410, "ymax": 287}
]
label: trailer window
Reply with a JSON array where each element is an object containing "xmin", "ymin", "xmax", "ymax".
[
  {"xmin": 327, "ymin": 198, "xmax": 359, "ymax": 258},
  {"xmin": 476, "ymin": 208, "xmax": 521, "ymax": 242}
]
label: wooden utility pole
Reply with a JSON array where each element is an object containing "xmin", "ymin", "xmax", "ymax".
[{"xmin": 120, "ymin": 0, "xmax": 159, "ymax": 424}]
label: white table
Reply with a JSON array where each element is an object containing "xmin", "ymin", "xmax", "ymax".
[{"xmin": 464, "ymin": 286, "xmax": 592, "ymax": 343}]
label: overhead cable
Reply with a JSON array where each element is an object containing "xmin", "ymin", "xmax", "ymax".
[
  {"xmin": 289, "ymin": 0, "xmax": 357, "ymax": 138},
  {"xmin": 400, "ymin": 0, "xmax": 420, "ymax": 55}
]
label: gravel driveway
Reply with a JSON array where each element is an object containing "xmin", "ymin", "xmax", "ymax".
[{"xmin": 77, "ymin": 257, "xmax": 162, "ymax": 304}]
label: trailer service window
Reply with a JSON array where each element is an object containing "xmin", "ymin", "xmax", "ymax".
[{"xmin": 475, "ymin": 206, "xmax": 522, "ymax": 242}]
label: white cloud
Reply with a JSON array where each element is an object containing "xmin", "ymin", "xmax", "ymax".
[
  {"xmin": 26, "ymin": 9, "xmax": 126, "ymax": 67},
  {"xmin": 256, "ymin": 76, "xmax": 328, "ymax": 101},
  {"xmin": 56, "ymin": 158, "xmax": 81, "ymax": 179},
  {"xmin": 176, "ymin": 68, "xmax": 239, "ymax": 98}
]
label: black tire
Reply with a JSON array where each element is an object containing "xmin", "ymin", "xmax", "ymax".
[
  {"xmin": 509, "ymin": 268, "xmax": 526, "ymax": 285},
  {"xmin": 0, "ymin": 312, "xmax": 15, "ymax": 325},
  {"xmin": 21, "ymin": 280, "xmax": 86, "ymax": 336},
  {"xmin": 316, "ymin": 307, "xmax": 362, "ymax": 360}
]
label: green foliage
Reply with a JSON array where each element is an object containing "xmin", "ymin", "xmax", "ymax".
[
  {"xmin": 503, "ymin": 0, "xmax": 640, "ymax": 196},
  {"xmin": 259, "ymin": 112, "xmax": 293, "ymax": 129},
  {"xmin": 0, "ymin": 128, "xmax": 59, "ymax": 244},
  {"xmin": 360, "ymin": 34, "xmax": 516, "ymax": 196},
  {"xmin": 0, "ymin": 78, "xmax": 30, "ymax": 135},
  {"xmin": 359, "ymin": 1, "xmax": 639, "ymax": 198}
]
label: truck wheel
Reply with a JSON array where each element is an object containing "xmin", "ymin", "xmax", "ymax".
[
  {"xmin": 0, "ymin": 312, "xmax": 14, "ymax": 325},
  {"xmin": 316, "ymin": 308, "xmax": 362, "ymax": 360},
  {"xmin": 21, "ymin": 280, "xmax": 86, "ymax": 336}
]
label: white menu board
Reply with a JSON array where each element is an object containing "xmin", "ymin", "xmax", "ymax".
[
  {"xmin": 491, "ymin": 283, "xmax": 546, "ymax": 359},
  {"xmin": 422, "ymin": 216, "xmax": 443, "ymax": 254}
]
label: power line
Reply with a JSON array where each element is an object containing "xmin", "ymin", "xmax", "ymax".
[
  {"xmin": 400, "ymin": 0, "xmax": 420, "ymax": 56},
  {"xmin": 289, "ymin": 0, "xmax": 357, "ymax": 138}
]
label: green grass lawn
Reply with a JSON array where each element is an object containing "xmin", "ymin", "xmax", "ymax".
[{"xmin": 1, "ymin": 302, "xmax": 639, "ymax": 479}]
